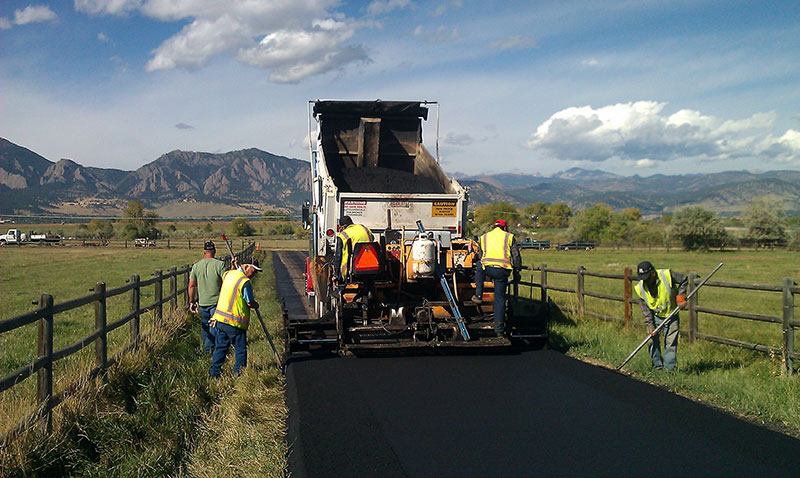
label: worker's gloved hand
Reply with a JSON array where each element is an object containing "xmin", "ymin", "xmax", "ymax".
[
  {"xmin": 249, "ymin": 300, "xmax": 259, "ymax": 310},
  {"xmin": 189, "ymin": 302, "xmax": 199, "ymax": 314},
  {"xmin": 676, "ymin": 294, "xmax": 687, "ymax": 309},
  {"xmin": 648, "ymin": 327, "xmax": 657, "ymax": 337}
]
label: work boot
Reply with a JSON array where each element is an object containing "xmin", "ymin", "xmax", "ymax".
[{"xmin": 470, "ymin": 295, "xmax": 483, "ymax": 304}]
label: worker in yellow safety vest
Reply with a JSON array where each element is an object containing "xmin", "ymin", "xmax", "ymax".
[
  {"xmin": 471, "ymin": 219, "xmax": 522, "ymax": 337},
  {"xmin": 633, "ymin": 261, "xmax": 688, "ymax": 371},
  {"xmin": 333, "ymin": 215, "xmax": 374, "ymax": 284},
  {"xmin": 209, "ymin": 260, "xmax": 262, "ymax": 377}
]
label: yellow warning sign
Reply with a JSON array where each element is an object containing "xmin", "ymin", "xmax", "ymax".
[{"xmin": 432, "ymin": 201, "xmax": 457, "ymax": 217}]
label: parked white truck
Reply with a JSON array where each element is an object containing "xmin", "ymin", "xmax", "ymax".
[
  {"xmin": 0, "ymin": 229, "xmax": 62, "ymax": 245},
  {"xmin": 0, "ymin": 229, "xmax": 27, "ymax": 245}
]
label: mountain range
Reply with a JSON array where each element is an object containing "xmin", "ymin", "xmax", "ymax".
[{"xmin": 2, "ymin": 137, "xmax": 799, "ymax": 217}]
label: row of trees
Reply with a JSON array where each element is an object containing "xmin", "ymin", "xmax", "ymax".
[
  {"xmin": 472, "ymin": 196, "xmax": 799, "ymax": 251},
  {"xmin": 69, "ymin": 202, "xmax": 301, "ymax": 240}
]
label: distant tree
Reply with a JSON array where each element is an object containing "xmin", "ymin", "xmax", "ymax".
[
  {"xmin": 541, "ymin": 202, "xmax": 572, "ymax": 228},
  {"xmin": 630, "ymin": 222, "xmax": 665, "ymax": 248},
  {"xmin": 621, "ymin": 207, "xmax": 641, "ymax": 222},
  {"xmin": 661, "ymin": 213, "xmax": 673, "ymax": 226},
  {"xmin": 121, "ymin": 200, "xmax": 159, "ymax": 239},
  {"xmin": 671, "ymin": 206, "xmax": 727, "ymax": 251},
  {"xmin": 744, "ymin": 196, "xmax": 787, "ymax": 248},
  {"xmin": 263, "ymin": 209, "xmax": 290, "ymax": 221},
  {"xmin": 231, "ymin": 217, "xmax": 255, "ymax": 236},
  {"xmin": 472, "ymin": 202, "xmax": 521, "ymax": 236},
  {"xmin": 88, "ymin": 219, "xmax": 115, "ymax": 240},
  {"xmin": 570, "ymin": 203, "xmax": 613, "ymax": 243},
  {"xmin": 523, "ymin": 202, "xmax": 549, "ymax": 227},
  {"xmin": 204, "ymin": 222, "xmax": 214, "ymax": 233}
]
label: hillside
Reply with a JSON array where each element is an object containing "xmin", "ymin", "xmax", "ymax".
[{"xmin": 2, "ymin": 137, "xmax": 799, "ymax": 217}]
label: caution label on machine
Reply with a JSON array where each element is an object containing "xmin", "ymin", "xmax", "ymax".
[{"xmin": 432, "ymin": 201, "xmax": 457, "ymax": 217}]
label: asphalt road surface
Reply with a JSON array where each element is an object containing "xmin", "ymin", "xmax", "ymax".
[{"xmin": 275, "ymin": 252, "xmax": 799, "ymax": 477}]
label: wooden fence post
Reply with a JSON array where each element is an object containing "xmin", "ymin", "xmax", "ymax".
[
  {"xmin": 125, "ymin": 239, "xmax": 128, "ymax": 248},
  {"xmin": 782, "ymin": 277, "xmax": 795, "ymax": 376},
  {"xmin": 623, "ymin": 267, "xmax": 632, "ymax": 326},
  {"xmin": 154, "ymin": 270, "xmax": 163, "ymax": 324},
  {"xmin": 94, "ymin": 282, "xmax": 107, "ymax": 381},
  {"xmin": 688, "ymin": 272, "xmax": 698, "ymax": 344},
  {"xmin": 183, "ymin": 265, "xmax": 190, "ymax": 308},
  {"xmin": 577, "ymin": 265, "xmax": 585, "ymax": 316},
  {"xmin": 130, "ymin": 274, "xmax": 140, "ymax": 345},
  {"xmin": 167, "ymin": 239, "xmax": 170, "ymax": 249},
  {"xmin": 169, "ymin": 266, "xmax": 177, "ymax": 312},
  {"xmin": 540, "ymin": 263, "xmax": 548, "ymax": 306},
  {"xmin": 37, "ymin": 293, "xmax": 54, "ymax": 433},
  {"xmin": 188, "ymin": 239, "xmax": 191, "ymax": 250}
]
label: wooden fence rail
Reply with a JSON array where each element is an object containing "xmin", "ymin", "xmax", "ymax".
[
  {"xmin": 519, "ymin": 263, "xmax": 798, "ymax": 375},
  {"xmin": 0, "ymin": 243, "xmax": 256, "ymax": 444}
]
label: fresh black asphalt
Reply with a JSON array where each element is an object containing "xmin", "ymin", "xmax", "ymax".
[{"xmin": 274, "ymin": 252, "xmax": 799, "ymax": 477}]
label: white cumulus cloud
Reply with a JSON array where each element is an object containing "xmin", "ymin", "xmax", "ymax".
[
  {"xmin": 76, "ymin": 0, "xmax": 370, "ymax": 83},
  {"xmin": 525, "ymin": 101, "xmax": 800, "ymax": 165},
  {"xmin": 3, "ymin": 5, "xmax": 58, "ymax": 27}
]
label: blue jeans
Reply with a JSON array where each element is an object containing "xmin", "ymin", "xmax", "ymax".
[
  {"xmin": 474, "ymin": 265, "xmax": 510, "ymax": 335},
  {"xmin": 198, "ymin": 305, "xmax": 217, "ymax": 353},
  {"xmin": 209, "ymin": 322, "xmax": 248, "ymax": 377},
  {"xmin": 650, "ymin": 315, "xmax": 679, "ymax": 370}
]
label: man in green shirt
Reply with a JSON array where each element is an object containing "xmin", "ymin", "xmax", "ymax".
[{"xmin": 189, "ymin": 241, "xmax": 228, "ymax": 353}]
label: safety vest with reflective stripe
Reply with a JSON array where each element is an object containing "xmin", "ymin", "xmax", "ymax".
[
  {"xmin": 212, "ymin": 269, "xmax": 251, "ymax": 329},
  {"xmin": 480, "ymin": 227, "xmax": 514, "ymax": 270},
  {"xmin": 634, "ymin": 269, "xmax": 675, "ymax": 319},
  {"xmin": 337, "ymin": 224, "xmax": 374, "ymax": 278}
]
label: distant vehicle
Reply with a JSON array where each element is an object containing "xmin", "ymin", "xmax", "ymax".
[
  {"xmin": 0, "ymin": 229, "xmax": 27, "ymax": 245},
  {"xmin": 135, "ymin": 238, "xmax": 156, "ymax": 248},
  {"xmin": 519, "ymin": 238, "xmax": 550, "ymax": 250},
  {"xmin": 0, "ymin": 229, "xmax": 60, "ymax": 245},
  {"xmin": 556, "ymin": 240, "xmax": 595, "ymax": 251}
]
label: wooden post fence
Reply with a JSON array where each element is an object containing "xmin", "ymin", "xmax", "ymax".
[
  {"xmin": 169, "ymin": 266, "xmax": 177, "ymax": 311},
  {"xmin": 540, "ymin": 263, "xmax": 548, "ymax": 307},
  {"xmin": 154, "ymin": 269, "xmax": 163, "ymax": 323},
  {"xmin": 130, "ymin": 274, "xmax": 140, "ymax": 345},
  {"xmin": 94, "ymin": 282, "xmax": 108, "ymax": 383},
  {"xmin": 577, "ymin": 265, "xmax": 585, "ymax": 316},
  {"xmin": 783, "ymin": 277, "xmax": 795, "ymax": 376},
  {"xmin": 623, "ymin": 267, "xmax": 632, "ymax": 326},
  {"xmin": 36, "ymin": 293, "xmax": 54, "ymax": 433},
  {"xmin": 687, "ymin": 272, "xmax": 698, "ymax": 344}
]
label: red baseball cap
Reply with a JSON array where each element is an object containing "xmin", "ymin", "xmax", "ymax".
[{"xmin": 494, "ymin": 219, "xmax": 507, "ymax": 228}]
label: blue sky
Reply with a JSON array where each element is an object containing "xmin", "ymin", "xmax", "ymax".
[{"xmin": 1, "ymin": 0, "xmax": 799, "ymax": 176}]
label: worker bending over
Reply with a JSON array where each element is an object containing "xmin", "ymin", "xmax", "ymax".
[
  {"xmin": 634, "ymin": 261, "xmax": 688, "ymax": 371},
  {"xmin": 471, "ymin": 219, "xmax": 522, "ymax": 337},
  {"xmin": 209, "ymin": 261, "xmax": 262, "ymax": 378}
]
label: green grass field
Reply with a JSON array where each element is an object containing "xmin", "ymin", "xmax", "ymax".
[
  {"xmin": 0, "ymin": 250, "xmax": 286, "ymax": 477},
  {"xmin": 520, "ymin": 248, "xmax": 799, "ymax": 349}
]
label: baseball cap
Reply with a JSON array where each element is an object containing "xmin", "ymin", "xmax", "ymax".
[
  {"xmin": 203, "ymin": 240, "xmax": 216, "ymax": 251},
  {"xmin": 494, "ymin": 219, "xmax": 507, "ymax": 228},
  {"xmin": 244, "ymin": 259, "xmax": 262, "ymax": 272},
  {"xmin": 636, "ymin": 261, "xmax": 654, "ymax": 280}
]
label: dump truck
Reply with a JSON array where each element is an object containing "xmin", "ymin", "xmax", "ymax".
[{"xmin": 288, "ymin": 100, "xmax": 545, "ymax": 354}]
